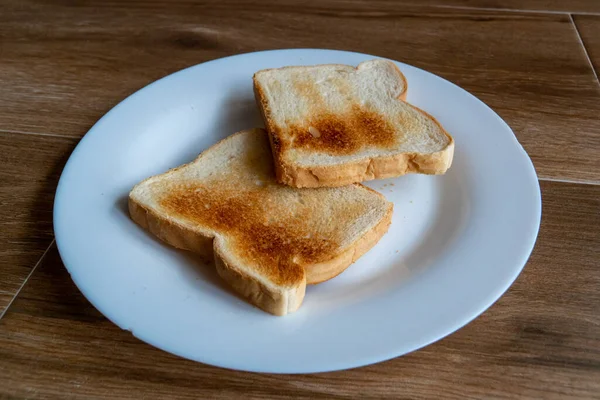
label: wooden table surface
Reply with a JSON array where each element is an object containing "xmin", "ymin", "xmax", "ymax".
[{"xmin": 1, "ymin": 0, "xmax": 599, "ymax": 398}]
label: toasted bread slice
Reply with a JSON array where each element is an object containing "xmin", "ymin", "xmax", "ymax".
[
  {"xmin": 129, "ymin": 129, "xmax": 392, "ymax": 316},
  {"xmin": 253, "ymin": 59, "xmax": 454, "ymax": 188}
]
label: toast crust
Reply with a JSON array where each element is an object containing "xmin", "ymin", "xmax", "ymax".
[
  {"xmin": 128, "ymin": 130, "xmax": 393, "ymax": 315},
  {"xmin": 304, "ymin": 201, "xmax": 393, "ymax": 284},
  {"xmin": 254, "ymin": 60, "xmax": 454, "ymax": 188}
]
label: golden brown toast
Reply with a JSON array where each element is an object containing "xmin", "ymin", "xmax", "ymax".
[
  {"xmin": 253, "ymin": 59, "xmax": 454, "ymax": 188},
  {"xmin": 129, "ymin": 129, "xmax": 393, "ymax": 315}
]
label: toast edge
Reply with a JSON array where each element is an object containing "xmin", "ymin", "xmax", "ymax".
[
  {"xmin": 128, "ymin": 195, "xmax": 305, "ymax": 316},
  {"xmin": 128, "ymin": 196, "xmax": 214, "ymax": 262},
  {"xmin": 214, "ymin": 240, "xmax": 306, "ymax": 316},
  {"xmin": 253, "ymin": 77, "xmax": 289, "ymax": 185},
  {"xmin": 304, "ymin": 197, "xmax": 393, "ymax": 284},
  {"xmin": 276, "ymin": 138, "xmax": 454, "ymax": 188}
]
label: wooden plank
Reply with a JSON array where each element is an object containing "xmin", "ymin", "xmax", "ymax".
[
  {"xmin": 0, "ymin": 132, "xmax": 78, "ymax": 314},
  {"xmin": 1, "ymin": 1, "xmax": 599, "ymax": 182},
  {"xmin": 402, "ymin": 0, "xmax": 600, "ymax": 13},
  {"xmin": 1, "ymin": 180, "xmax": 598, "ymax": 399},
  {"xmin": 574, "ymin": 15, "xmax": 600, "ymax": 79}
]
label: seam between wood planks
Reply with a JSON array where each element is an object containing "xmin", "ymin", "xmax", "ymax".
[
  {"xmin": 538, "ymin": 176, "xmax": 600, "ymax": 186},
  {"xmin": 0, "ymin": 239, "xmax": 56, "ymax": 321},
  {"xmin": 570, "ymin": 13, "xmax": 600, "ymax": 86},
  {"xmin": 0, "ymin": 128, "xmax": 76, "ymax": 140}
]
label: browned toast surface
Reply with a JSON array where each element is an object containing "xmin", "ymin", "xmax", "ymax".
[
  {"xmin": 129, "ymin": 129, "xmax": 393, "ymax": 315},
  {"xmin": 253, "ymin": 60, "xmax": 454, "ymax": 188}
]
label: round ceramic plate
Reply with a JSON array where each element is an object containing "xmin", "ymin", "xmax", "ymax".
[{"xmin": 54, "ymin": 49, "xmax": 541, "ymax": 373}]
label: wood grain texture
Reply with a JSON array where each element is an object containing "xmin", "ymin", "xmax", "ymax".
[
  {"xmin": 1, "ymin": 1, "xmax": 600, "ymax": 182},
  {"xmin": 574, "ymin": 15, "xmax": 600, "ymax": 79},
  {"xmin": 1, "ymin": 180, "xmax": 598, "ymax": 399},
  {"xmin": 401, "ymin": 0, "xmax": 600, "ymax": 13},
  {"xmin": 0, "ymin": 132, "xmax": 78, "ymax": 315}
]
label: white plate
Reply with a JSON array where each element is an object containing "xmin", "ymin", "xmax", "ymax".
[{"xmin": 54, "ymin": 49, "xmax": 541, "ymax": 373}]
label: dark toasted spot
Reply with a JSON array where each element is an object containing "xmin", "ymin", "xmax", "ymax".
[
  {"xmin": 288, "ymin": 106, "xmax": 396, "ymax": 155},
  {"xmin": 270, "ymin": 133, "xmax": 281, "ymax": 153},
  {"xmin": 159, "ymin": 185, "xmax": 338, "ymax": 286}
]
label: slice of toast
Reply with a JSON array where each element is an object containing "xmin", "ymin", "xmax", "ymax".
[
  {"xmin": 129, "ymin": 129, "xmax": 392, "ymax": 316},
  {"xmin": 253, "ymin": 59, "xmax": 454, "ymax": 188}
]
